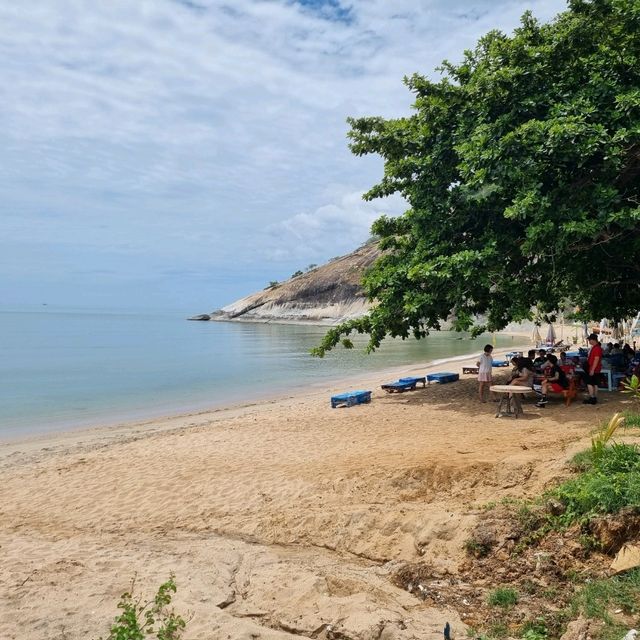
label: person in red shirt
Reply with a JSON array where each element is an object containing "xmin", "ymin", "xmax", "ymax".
[{"xmin": 582, "ymin": 333, "xmax": 603, "ymax": 405}]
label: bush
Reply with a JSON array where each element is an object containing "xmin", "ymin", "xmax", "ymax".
[
  {"xmin": 552, "ymin": 443, "xmax": 640, "ymax": 522},
  {"xmin": 550, "ymin": 414, "xmax": 640, "ymax": 524}
]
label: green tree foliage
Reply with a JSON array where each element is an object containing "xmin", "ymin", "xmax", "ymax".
[{"xmin": 314, "ymin": 0, "xmax": 640, "ymax": 356}]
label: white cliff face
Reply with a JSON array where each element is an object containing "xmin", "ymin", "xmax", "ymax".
[{"xmin": 210, "ymin": 244, "xmax": 379, "ymax": 325}]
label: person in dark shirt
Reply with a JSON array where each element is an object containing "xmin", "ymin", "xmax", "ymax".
[
  {"xmin": 533, "ymin": 349, "xmax": 547, "ymax": 369},
  {"xmin": 535, "ymin": 355, "xmax": 569, "ymax": 407},
  {"xmin": 623, "ymin": 343, "xmax": 634, "ymax": 363}
]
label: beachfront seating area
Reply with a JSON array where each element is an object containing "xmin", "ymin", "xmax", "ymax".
[{"xmin": 332, "ymin": 344, "xmax": 635, "ymax": 408}]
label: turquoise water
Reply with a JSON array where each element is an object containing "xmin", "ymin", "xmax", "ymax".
[{"xmin": 0, "ymin": 308, "xmax": 519, "ymax": 438}]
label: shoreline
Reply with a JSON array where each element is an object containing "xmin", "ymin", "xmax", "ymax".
[{"xmin": 0, "ymin": 341, "xmax": 531, "ymax": 451}]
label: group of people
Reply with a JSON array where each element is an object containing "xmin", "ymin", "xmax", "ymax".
[{"xmin": 477, "ymin": 332, "xmax": 607, "ymax": 407}]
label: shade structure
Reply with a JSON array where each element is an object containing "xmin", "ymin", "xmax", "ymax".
[
  {"xmin": 532, "ymin": 326, "xmax": 542, "ymax": 344},
  {"xmin": 546, "ymin": 324, "xmax": 556, "ymax": 344}
]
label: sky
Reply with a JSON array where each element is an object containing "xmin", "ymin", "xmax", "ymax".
[{"xmin": 1, "ymin": 0, "xmax": 568, "ymax": 312}]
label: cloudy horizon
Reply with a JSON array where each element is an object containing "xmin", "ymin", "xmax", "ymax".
[{"xmin": 1, "ymin": 0, "xmax": 568, "ymax": 312}]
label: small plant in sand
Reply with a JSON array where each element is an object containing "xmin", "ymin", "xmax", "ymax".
[
  {"xmin": 590, "ymin": 413, "xmax": 625, "ymax": 460},
  {"xmin": 622, "ymin": 374, "xmax": 640, "ymax": 399},
  {"xmin": 464, "ymin": 537, "xmax": 492, "ymax": 558},
  {"xmin": 99, "ymin": 574, "xmax": 187, "ymax": 640}
]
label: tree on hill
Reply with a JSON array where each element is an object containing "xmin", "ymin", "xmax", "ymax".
[{"xmin": 313, "ymin": 0, "xmax": 640, "ymax": 356}]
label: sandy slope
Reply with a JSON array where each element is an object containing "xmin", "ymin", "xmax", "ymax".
[{"xmin": 0, "ymin": 354, "xmax": 628, "ymax": 639}]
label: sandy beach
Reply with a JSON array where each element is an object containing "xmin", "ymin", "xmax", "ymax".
[{"xmin": 0, "ymin": 350, "xmax": 629, "ymax": 639}]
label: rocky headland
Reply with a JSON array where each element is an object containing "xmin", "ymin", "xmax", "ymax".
[{"xmin": 209, "ymin": 242, "xmax": 379, "ymax": 325}]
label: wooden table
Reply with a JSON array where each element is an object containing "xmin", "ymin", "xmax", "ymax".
[{"xmin": 490, "ymin": 385, "xmax": 533, "ymax": 418}]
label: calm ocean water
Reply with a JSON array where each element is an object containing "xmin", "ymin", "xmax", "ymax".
[{"xmin": 0, "ymin": 308, "xmax": 519, "ymax": 438}]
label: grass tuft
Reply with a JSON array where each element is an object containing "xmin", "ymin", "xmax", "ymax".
[{"xmin": 487, "ymin": 587, "xmax": 519, "ymax": 608}]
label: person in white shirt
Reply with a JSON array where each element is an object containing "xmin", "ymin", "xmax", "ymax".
[{"xmin": 477, "ymin": 344, "xmax": 494, "ymax": 402}]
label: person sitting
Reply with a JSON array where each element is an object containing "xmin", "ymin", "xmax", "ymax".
[
  {"xmin": 533, "ymin": 349, "xmax": 548, "ymax": 370},
  {"xmin": 535, "ymin": 355, "xmax": 569, "ymax": 407},
  {"xmin": 626, "ymin": 351, "xmax": 640, "ymax": 379},
  {"xmin": 527, "ymin": 349, "xmax": 537, "ymax": 361},
  {"xmin": 611, "ymin": 343, "xmax": 623, "ymax": 355},
  {"xmin": 510, "ymin": 357, "xmax": 534, "ymax": 387},
  {"xmin": 559, "ymin": 351, "xmax": 568, "ymax": 366},
  {"xmin": 507, "ymin": 356, "xmax": 520, "ymax": 383},
  {"xmin": 623, "ymin": 343, "xmax": 635, "ymax": 363}
]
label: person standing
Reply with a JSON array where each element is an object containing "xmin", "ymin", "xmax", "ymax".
[
  {"xmin": 477, "ymin": 344, "xmax": 493, "ymax": 402},
  {"xmin": 582, "ymin": 333, "xmax": 603, "ymax": 405}
]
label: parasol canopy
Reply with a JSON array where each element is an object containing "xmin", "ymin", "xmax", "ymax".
[
  {"xmin": 546, "ymin": 324, "xmax": 556, "ymax": 344},
  {"xmin": 611, "ymin": 324, "xmax": 622, "ymax": 341},
  {"xmin": 532, "ymin": 326, "xmax": 542, "ymax": 344}
]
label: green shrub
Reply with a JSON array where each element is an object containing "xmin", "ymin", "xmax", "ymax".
[
  {"xmin": 553, "ymin": 469, "xmax": 640, "ymax": 521},
  {"xmin": 487, "ymin": 587, "xmax": 519, "ymax": 608},
  {"xmin": 552, "ymin": 442, "xmax": 640, "ymax": 523},
  {"xmin": 99, "ymin": 574, "xmax": 187, "ymax": 640}
]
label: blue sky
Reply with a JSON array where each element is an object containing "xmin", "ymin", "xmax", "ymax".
[{"xmin": 1, "ymin": 0, "xmax": 567, "ymax": 312}]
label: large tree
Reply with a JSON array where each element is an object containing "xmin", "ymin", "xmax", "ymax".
[{"xmin": 314, "ymin": 0, "xmax": 640, "ymax": 356}]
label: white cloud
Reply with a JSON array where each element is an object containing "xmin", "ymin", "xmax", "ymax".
[
  {"xmin": 264, "ymin": 190, "xmax": 407, "ymax": 262},
  {"xmin": 0, "ymin": 0, "xmax": 569, "ymax": 307}
]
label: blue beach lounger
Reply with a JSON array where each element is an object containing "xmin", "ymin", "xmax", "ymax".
[
  {"xmin": 381, "ymin": 380, "xmax": 416, "ymax": 393},
  {"xmin": 330, "ymin": 390, "xmax": 372, "ymax": 408},
  {"xmin": 426, "ymin": 372, "xmax": 459, "ymax": 384},
  {"xmin": 398, "ymin": 376, "xmax": 427, "ymax": 387}
]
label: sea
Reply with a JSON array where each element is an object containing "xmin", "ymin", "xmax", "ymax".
[{"xmin": 0, "ymin": 307, "xmax": 520, "ymax": 439}]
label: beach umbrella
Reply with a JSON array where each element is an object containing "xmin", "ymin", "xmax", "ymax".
[
  {"xmin": 532, "ymin": 326, "xmax": 542, "ymax": 345},
  {"xmin": 600, "ymin": 318, "xmax": 609, "ymax": 334},
  {"xmin": 612, "ymin": 324, "xmax": 622, "ymax": 341},
  {"xmin": 546, "ymin": 324, "xmax": 556, "ymax": 344}
]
